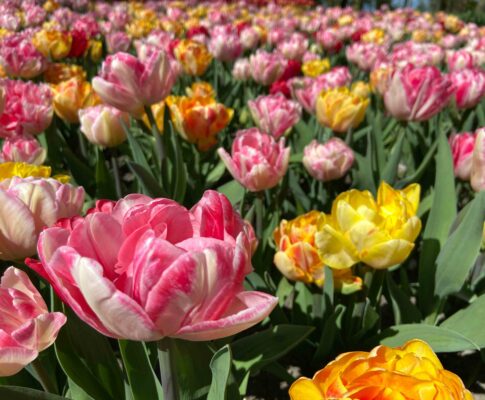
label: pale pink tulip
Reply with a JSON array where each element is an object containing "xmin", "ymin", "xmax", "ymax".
[
  {"xmin": 0, "ymin": 267, "xmax": 66, "ymax": 377},
  {"xmin": 447, "ymin": 50, "xmax": 475, "ymax": 71},
  {"xmin": 449, "ymin": 132, "xmax": 476, "ymax": 180},
  {"xmin": 28, "ymin": 191, "xmax": 277, "ymax": 341},
  {"xmin": 218, "ymin": 128, "xmax": 290, "ymax": 192},
  {"xmin": 0, "ymin": 137, "xmax": 46, "ymax": 165},
  {"xmin": 302, "ymin": 138, "xmax": 354, "ymax": 182},
  {"xmin": 232, "ymin": 58, "xmax": 251, "ymax": 81},
  {"xmin": 277, "ymin": 33, "xmax": 308, "ymax": 61},
  {"xmin": 0, "ymin": 177, "xmax": 84, "ymax": 261},
  {"xmin": 451, "ymin": 69, "xmax": 485, "ymax": 110},
  {"xmin": 106, "ymin": 32, "xmax": 131, "ymax": 54},
  {"xmin": 346, "ymin": 42, "xmax": 387, "ymax": 71},
  {"xmin": 0, "ymin": 35, "xmax": 46, "ymax": 79},
  {"xmin": 249, "ymin": 50, "xmax": 286, "ymax": 86},
  {"xmin": 79, "ymin": 105, "xmax": 129, "ymax": 148},
  {"xmin": 240, "ymin": 27, "xmax": 260, "ymax": 50},
  {"xmin": 315, "ymin": 28, "xmax": 343, "ymax": 54},
  {"xmin": 0, "ymin": 80, "xmax": 53, "ymax": 138},
  {"xmin": 383, "ymin": 65, "xmax": 454, "ymax": 122},
  {"xmin": 92, "ymin": 50, "xmax": 177, "ymax": 116},
  {"xmin": 209, "ymin": 33, "xmax": 242, "ymax": 62},
  {"xmin": 471, "ymin": 128, "xmax": 485, "ymax": 192}
]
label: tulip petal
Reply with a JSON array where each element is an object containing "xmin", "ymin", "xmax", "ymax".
[
  {"xmin": 289, "ymin": 377, "xmax": 325, "ymax": 400},
  {"xmin": 315, "ymin": 225, "xmax": 359, "ymax": 269},
  {"xmin": 173, "ymin": 291, "xmax": 277, "ymax": 341},
  {"xmin": 360, "ymin": 239, "xmax": 414, "ymax": 269}
]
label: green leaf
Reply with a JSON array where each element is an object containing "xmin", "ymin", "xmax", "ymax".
[
  {"xmin": 0, "ymin": 386, "xmax": 68, "ymax": 400},
  {"xmin": 170, "ymin": 129, "xmax": 187, "ymax": 203},
  {"xmin": 122, "ymin": 120, "xmax": 152, "ymax": 173},
  {"xmin": 435, "ymin": 191, "xmax": 485, "ymax": 298},
  {"xmin": 217, "ymin": 180, "xmax": 245, "ymax": 206},
  {"xmin": 95, "ymin": 148, "xmax": 117, "ymax": 200},
  {"xmin": 385, "ymin": 273, "xmax": 421, "ymax": 324},
  {"xmin": 119, "ymin": 340, "xmax": 164, "ymax": 400},
  {"xmin": 380, "ymin": 324, "xmax": 480, "ymax": 352},
  {"xmin": 205, "ymin": 161, "xmax": 226, "ymax": 186},
  {"xmin": 208, "ymin": 346, "xmax": 232, "ymax": 400},
  {"xmin": 381, "ymin": 129, "xmax": 405, "ymax": 185},
  {"xmin": 53, "ymin": 306, "xmax": 125, "ymax": 400},
  {"xmin": 418, "ymin": 131, "xmax": 456, "ymax": 315},
  {"xmin": 127, "ymin": 161, "xmax": 165, "ymax": 197},
  {"xmin": 354, "ymin": 152, "xmax": 376, "ymax": 193}
]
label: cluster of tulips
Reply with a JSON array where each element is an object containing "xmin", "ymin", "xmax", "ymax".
[{"xmin": 0, "ymin": 0, "xmax": 483, "ymax": 399}]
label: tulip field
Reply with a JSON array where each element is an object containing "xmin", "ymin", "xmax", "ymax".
[{"xmin": 0, "ymin": 0, "xmax": 485, "ymax": 399}]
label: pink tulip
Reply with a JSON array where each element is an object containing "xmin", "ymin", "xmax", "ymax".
[
  {"xmin": 209, "ymin": 33, "xmax": 242, "ymax": 62},
  {"xmin": 79, "ymin": 105, "xmax": 129, "ymax": 148},
  {"xmin": 0, "ymin": 34, "xmax": 46, "ymax": 79},
  {"xmin": 28, "ymin": 191, "xmax": 277, "ymax": 341},
  {"xmin": 449, "ymin": 132, "xmax": 476, "ymax": 180},
  {"xmin": 0, "ymin": 136, "xmax": 46, "ymax": 165},
  {"xmin": 471, "ymin": 128, "xmax": 485, "ymax": 192},
  {"xmin": 218, "ymin": 128, "xmax": 290, "ymax": 192},
  {"xmin": 0, "ymin": 176, "xmax": 84, "ymax": 261},
  {"xmin": 240, "ymin": 27, "xmax": 260, "ymax": 50},
  {"xmin": 346, "ymin": 42, "xmax": 387, "ymax": 71},
  {"xmin": 315, "ymin": 28, "xmax": 343, "ymax": 54},
  {"xmin": 383, "ymin": 65, "xmax": 454, "ymax": 122},
  {"xmin": 232, "ymin": 58, "xmax": 251, "ymax": 81},
  {"xmin": 248, "ymin": 93, "xmax": 302, "ymax": 139},
  {"xmin": 249, "ymin": 50, "xmax": 287, "ymax": 86},
  {"xmin": 302, "ymin": 138, "xmax": 354, "ymax": 182},
  {"xmin": 451, "ymin": 69, "xmax": 485, "ymax": 110},
  {"xmin": 0, "ymin": 267, "xmax": 66, "ymax": 377},
  {"xmin": 391, "ymin": 43, "xmax": 443, "ymax": 68},
  {"xmin": 92, "ymin": 50, "xmax": 177, "ymax": 116},
  {"xmin": 0, "ymin": 80, "xmax": 53, "ymax": 139},
  {"xmin": 106, "ymin": 32, "xmax": 131, "ymax": 54},
  {"xmin": 277, "ymin": 33, "xmax": 308, "ymax": 61},
  {"xmin": 447, "ymin": 50, "xmax": 475, "ymax": 71}
]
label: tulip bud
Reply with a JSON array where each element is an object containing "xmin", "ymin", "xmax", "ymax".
[
  {"xmin": 471, "ymin": 127, "xmax": 485, "ymax": 192},
  {"xmin": 79, "ymin": 105, "xmax": 129, "ymax": 148},
  {"xmin": 449, "ymin": 132, "xmax": 476, "ymax": 180}
]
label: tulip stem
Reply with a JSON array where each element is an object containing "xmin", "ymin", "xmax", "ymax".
[
  {"xmin": 31, "ymin": 358, "xmax": 58, "ymax": 394},
  {"xmin": 144, "ymin": 106, "xmax": 165, "ymax": 166},
  {"xmin": 255, "ymin": 193, "xmax": 264, "ymax": 239},
  {"xmin": 111, "ymin": 151, "xmax": 122, "ymax": 198},
  {"xmin": 158, "ymin": 338, "xmax": 179, "ymax": 400}
]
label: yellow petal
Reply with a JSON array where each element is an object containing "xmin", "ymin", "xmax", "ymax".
[
  {"xmin": 402, "ymin": 183, "xmax": 421, "ymax": 215},
  {"xmin": 360, "ymin": 238, "xmax": 414, "ymax": 269},
  {"xmin": 289, "ymin": 378, "xmax": 324, "ymax": 400},
  {"xmin": 315, "ymin": 225, "xmax": 359, "ymax": 269}
]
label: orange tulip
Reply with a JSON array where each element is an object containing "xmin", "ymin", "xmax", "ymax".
[{"xmin": 174, "ymin": 39, "xmax": 213, "ymax": 76}]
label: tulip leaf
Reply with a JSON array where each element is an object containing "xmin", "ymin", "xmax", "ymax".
[
  {"xmin": 381, "ymin": 129, "xmax": 405, "ymax": 185},
  {"xmin": 122, "ymin": 119, "xmax": 152, "ymax": 173},
  {"xmin": 0, "ymin": 386, "xmax": 68, "ymax": 400},
  {"xmin": 127, "ymin": 161, "xmax": 166, "ymax": 198},
  {"xmin": 379, "ymin": 324, "xmax": 480, "ymax": 352},
  {"xmin": 119, "ymin": 340, "xmax": 164, "ymax": 400},
  {"xmin": 385, "ymin": 273, "xmax": 421, "ymax": 325},
  {"xmin": 95, "ymin": 148, "xmax": 117, "ymax": 200},
  {"xmin": 208, "ymin": 345, "xmax": 232, "ymax": 400},
  {"xmin": 217, "ymin": 180, "xmax": 245, "ymax": 206},
  {"xmin": 418, "ymin": 131, "xmax": 456, "ymax": 315},
  {"xmin": 170, "ymin": 127, "xmax": 187, "ymax": 203},
  {"xmin": 435, "ymin": 191, "xmax": 485, "ymax": 298},
  {"xmin": 205, "ymin": 160, "xmax": 226, "ymax": 186},
  {"xmin": 354, "ymin": 152, "xmax": 376, "ymax": 193},
  {"xmin": 53, "ymin": 305, "xmax": 125, "ymax": 400}
]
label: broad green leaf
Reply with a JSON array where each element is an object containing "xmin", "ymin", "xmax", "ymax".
[
  {"xmin": 380, "ymin": 324, "xmax": 480, "ymax": 352},
  {"xmin": 205, "ymin": 161, "xmax": 226, "ymax": 186},
  {"xmin": 122, "ymin": 120, "xmax": 152, "ymax": 173},
  {"xmin": 0, "ymin": 386, "xmax": 68, "ymax": 400},
  {"xmin": 217, "ymin": 180, "xmax": 245, "ymax": 206},
  {"xmin": 435, "ymin": 191, "xmax": 485, "ymax": 298},
  {"xmin": 95, "ymin": 148, "xmax": 117, "ymax": 200},
  {"xmin": 207, "ymin": 346, "xmax": 232, "ymax": 400},
  {"xmin": 381, "ymin": 130, "xmax": 405, "ymax": 185},
  {"xmin": 170, "ymin": 129, "xmax": 187, "ymax": 203},
  {"xmin": 385, "ymin": 273, "xmax": 421, "ymax": 325},
  {"xmin": 119, "ymin": 340, "xmax": 163, "ymax": 400},
  {"xmin": 127, "ymin": 161, "xmax": 165, "ymax": 197}
]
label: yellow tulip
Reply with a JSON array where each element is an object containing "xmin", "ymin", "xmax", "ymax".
[
  {"xmin": 142, "ymin": 101, "xmax": 166, "ymax": 133},
  {"xmin": 316, "ymin": 87, "xmax": 369, "ymax": 133},
  {"xmin": 301, "ymin": 59, "xmax": 330, "ymax": 78},
  {"xmin": 44, "ymin": 63, "xmax": 86, "ymax": 84},
  {"xmin": 166, "ymin": 95, "xmax": 233, "ymax": 151},
  {"xmin": 173, "ymin": 40, "xmax": 213, "ymax": 77},
  {"xmin": 185, "ymin": 81, "xmax": 215, "ymax": 99},
  {"xmin": 289, "ymin": 339, "xmax": 473, "ymax": 400},
  {"xmin": 315, "ymin": 182, "xmax": 421, "ymax": 269},
  {"xmin": 51, "ymin": 77, "xmax": 101, "ymax": 123},
  {"xmin": 32, "ymin": 30, "xmax": 72, "ymax": 60},
  {"xmin": 350, "ymin": 81, "xmax": 371, "ymax": 99},
  {"xmin": 361, "ymin": 28, "xmax": 386, "ymax": 45},
  {"xmin": 87, "ymin": 40, "xmax": 103, "ymax": 63},
  {"xmin": 274, "ymin": 211, "xmax": 362, "ymax": 292},
  {"xmin": 0, "ymin": 162, "xmax": 69, "ymax": 183}
]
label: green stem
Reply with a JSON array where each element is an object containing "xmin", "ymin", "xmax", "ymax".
[
  {"xmin": 255, "ymin": 193, "xmax": 264, "ymax": 239},
  {"xmin": 144, "ymin": 106, "xmax": 165, "ymax": 167},
  {"xmin": 366, "ymin": 268, "xmax": 387, "ymax": 308},
  {"xmin": 31, "ymin": 358, "xmax": 57, "ymax": 394},
  {"xmin": 158, "ymin": 338, "xmax": 178, "ymax": 400},
  {"xmin": 111, "ymin": 151, "xmax": 122, "ymax": 198}
]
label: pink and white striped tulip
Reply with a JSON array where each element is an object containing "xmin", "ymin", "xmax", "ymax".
[
  {"xmin": 0, "ymin": 80, "xmax": 53, "ymax": 139},
  {"xmin": 0, "ymin": 176, "xmax": 84, "ymax": 261},
  {"xmin": 383, "ymin": 65, "xmax": 454, "ymax": 122},
  {"xmin": 0, "ymin": 137, "xmax": 46, "ymax": 165},
  {"xmin": 218, "ymin": 128, "xmax": 290, "ymax": 192},
  {"xmin": 277, "ymin": 33, "xmax": 308, "ymax": 62},
  {"xmin": 450, "ymin": 69, "xmax": 485, "ymax": 110},
  {"xmin": 240, "ymin": 27, "xmax": 260, "ymax": 50},
  {"xmin": 447, "ymin": 50, "xmax": 475, "ymax": 71},
  {"xmin": 302, "ymin": 138, "xmax": 354, "ymax": 182},
  {"xmin": 92, "ymin": 50, "xmax": 177, "ymax": 116},
  {"xmin": 471, "ymin": 128, "xmax": 485, "ymax": 192},
  {"xmin": 209, "ymin": 33, "xmax": 242, "ymax": 62},
  {"xmin": 0, "ymin": 34, "xmax": 46, "ymax": 79},
  {"xmin": 449, "ymin": 132, "xmax": 476, "ymax": 181},
  {"xmin": 0, "ymin": 267, "xmax": 66, "ymax": 377},
  {"xmin": 106, "ymin": 32, "xmax": 131, "ymax": 54},
  {"xmin": 248, "ymin": 93, "xmax": 302, "ymax": 139},
  {"xmin": 249, "ymin": 50, "xmax": 286, "ymax": 86},
  {"xmin": 28, "ymin": 191, "xmax": 277, "ymax": 341}
]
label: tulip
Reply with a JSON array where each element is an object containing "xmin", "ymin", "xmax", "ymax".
[
  {"xmin": 0, "ymin": 34, "xmax": 46, "ymax": 79},
  {"xmin": 0, "ymin": 137, "xmax": 46, "ymax": 165},
  {"xmin": 106, "ymin": 32, "xmax": 131, "ymax": 54},
  {"xmin": 0, "ymin": 162, "xmax": 51, "ymax": 181},
  {"xmin": 248, "ymin": 93, "xmax": 302, "ymax": 139},
  {"xmin": 28, "ymin": 191, "xmax": 277, "ymax": 341},
  {"xmin": 0, "ymin": 175, "xmax": 84, "ymax": 260},
  {"xmin": 316, "ymin": 87, "xmax": 369, "ymax": 133},
  {"xmin": 92, "ymin": 50, "xmax": 177, "ymax": 116},
  {"xmin": 43, "ymin": 63, "xmax": 86, "ymax": 84},
  {"xmin": 68, "ymin": 29, "xmax": 88, "ymax": 58},
  {"xmin": 232, "ymin": 58, "xmax": 251, "ymax": 81},
  {"xmin": 240, "ymin": 26, "xmax": 260, "ymax": 49},
  {"xmin": 208, "ymin": 33, "xmax": 242, "ymax": 62},
  {"xmin": 303, "ymin": 138, "xmax": 354, "ymax": 182},
  {"xmin": 0, "ymin": 267, "xmax": 66, "ymax": 376},
  {"xmin": 277, "ymin": 33, "xmax": 309, "ymax": 61},
  {"xmin": 449, "ymin": 132, "xmax": 476, "ymax": 180},
  {"xmin": 301, "ymin": 59, "xmax": 331, "ymax": 78},
  {"xmin": 166, "ymin": 95, "xmax": 233, "ymax": 151},
  {"xmin": 471, "ymin": 127, "xmax": 485, "ymax": 192},
  {"xmin": 218, "ymin": 128, "xmax": 290, "ymax": 192},
  {"xmin": 447, "ymin": 49, "xmax": 475, "ymax": 71},
  {"xmin": 315, "ymin": 181, "xmax": 421, "ymax": 269},
  {"xmin": 351, "ymin": 81, "xmax": 371, "ymax": 98},
  {"xmin": 383, "ymin": 65, "xmax": 454, "ymax": 122},
  {"xmin": 273, "ymin": 211, "xmax": 362, "ymax": 292},
  {"xmin": 345, "ymin": 42, "xmax": 387, "ymax": 71},
  {"xmin": 315, "ymin": 28, "xmax": 343, "ymax": 54},
  {"xmin": 185, "ymin": 81, "xmax": 215, "ymax": 99},
  {"xmin": 0, "ymin": 80, "xmax": 53, "ymax": 139},
  {"xmin": 289, "ymin": 339, "xmax": 473, "ymax": 400},
  {"xmin": 450, "ymin": 69, "xmax": 485, "ymax": 110},
  {"xmin": 32, "ymin": 30, "xmax": 72, "ymax": 60},
  {"xmin": 79, "ymin": 105, "xmax": 129, "ymax": 148},
  {"xmin": 249, "ymin": 50, "xmax": 287, "ymax": 86},
  {"xmin": 173, "ymin": 39, "xmax": 213, "ymax": 77},
  {"xmin": 51, "ymin": 77, "xmax": 101, "ymax": 123}
]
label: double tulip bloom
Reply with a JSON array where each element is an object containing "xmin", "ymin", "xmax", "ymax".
[
  {"xmin": 315, "ymin": 182, "xmax": 421, "ymax": 269},
  {"xmin": 218, "ymin": 128, "xmax": 290, "ymax": 192},
  {"xmin": 32, "ymin": 29, "xmax": 72, "ymax": 61},
  {"xmin": 28, "ymin": 191, "xmax": 277, "ymax": 341},
  {"xmin": 79, "ymin": 105, "xmax": 129, "ymax": 148},
  {"xmin": 0, "ymin": 137, "xmax": 46, "ymax": 165},
  {"xmin": 450, "ymin": 68, "xmax": 485, "ymax": 110},
  {"xmin": 0, "ymin": 34, "xmax": 46, "ymax": 79},
  {"xmin": 249, "ymin": 50, "xmax": 287, "ymax": 86},
  {"xmin": 173, "ymin": 39, "xmax": 213, "ymax": 76},
  {"xmin": 290, "ymin": 339, "xmax": 473, "ymax": 400}
]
